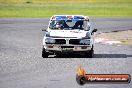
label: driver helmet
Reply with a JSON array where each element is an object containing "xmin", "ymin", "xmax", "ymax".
[{"xmin": 55, "ymin": 20, "xmax": 64, "ymax": 28}]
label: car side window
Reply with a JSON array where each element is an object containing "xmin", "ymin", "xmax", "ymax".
[
  {"xmin": 84, "ymin": 21, "xmax": 90, "ymax": 31},
  {"xmin": 87, "ymin": 24, "xmax": 90, "ymax": 31}
]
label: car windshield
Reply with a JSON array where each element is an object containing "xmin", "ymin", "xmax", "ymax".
[{"xmin": 49, "ymin": 20, "xmax": 85, "ymax": 30}]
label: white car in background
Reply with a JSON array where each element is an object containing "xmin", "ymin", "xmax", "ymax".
[{"xmin": 42, "ymin": 15, "xmax": 97, "ymax": 58}]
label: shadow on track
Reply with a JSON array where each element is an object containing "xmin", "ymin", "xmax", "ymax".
[
  {"xmin": 48, "ymin": 54, "xmax": 132, "ymax": 58},
  {"xmin": 94, "ymin": 54, "xmax": 132, "ymax": 58}
]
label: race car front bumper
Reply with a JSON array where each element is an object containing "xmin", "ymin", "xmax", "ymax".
[{"xmin": 44, "ymin": 44, "xmax": 92, "ymax": 52}]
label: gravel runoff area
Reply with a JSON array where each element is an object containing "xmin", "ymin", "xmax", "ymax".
[{"xmin": 95, "ymin": 29, "xmax": 132, "ymax": 46}]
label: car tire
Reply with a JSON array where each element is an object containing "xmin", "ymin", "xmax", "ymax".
[
  {"xmin": 88, "ymin": 49, "xmax": 94, "ymax": 58},
  {"xmin": 55, "ymin": 53, "xmax": 62, "ymax": 57},
  {"xmin": 85, "ymin": 46, "xmax": 94, "ymax": 58},
  {"xmin": 42, "ymin": 48, "xmax": 48, "ymax": 58}
]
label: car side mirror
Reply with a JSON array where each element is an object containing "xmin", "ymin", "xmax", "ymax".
[
  {"xmin": 42, "ymin": 29, "xmax": 47, "ymax": 31},
  {"xmin": 92, "ymin": 29, "xmax": 97, "ymax": 33}
]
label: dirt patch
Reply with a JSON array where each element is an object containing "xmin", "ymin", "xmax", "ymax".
[{"xmin": 95, "ymin": 30, "xmax": 132, "ymax": 46}]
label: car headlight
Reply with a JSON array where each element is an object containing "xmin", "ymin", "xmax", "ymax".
[
  {"xmin": 79, "ymin": 39, "xmax": 90, "ymax": 45},
  {"xmin": 45, "ymin": 38, "xmax": 55, "ymax": 44},
  {"xmin": 82, "ymin": 32, "xmax": 90, "ymax": 39},
  {"xmin": 45, "ymin": 32, "xmax": 50, "ymax": 37}
]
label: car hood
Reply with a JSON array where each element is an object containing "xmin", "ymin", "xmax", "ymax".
[{"xmin": 48, "ymin": 30, "xmax": 88, "ymax": 38}]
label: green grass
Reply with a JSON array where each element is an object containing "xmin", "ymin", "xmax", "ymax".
[
  {"xmin": 0, "ymin": 0, "xmax": 132, "ymax": 18},
  {"xmin": 0, "ymin": 0, "xmax": 132, "ymax": 4}
]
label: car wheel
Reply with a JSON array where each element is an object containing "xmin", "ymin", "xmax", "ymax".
[
  {"xmin": 85, "ymin": 46, "xmax": 94, "ymax": 58},
  {"xmin": 88, "ymin": 49, "xmax": 94, "ymax": 58},
  {"xmin": 42, "ymin": 48, "xmax": 48, "ymax": 58},
  {"xmin": 55, "ymin": 53, "xmax": 62, "ymax": 57}
]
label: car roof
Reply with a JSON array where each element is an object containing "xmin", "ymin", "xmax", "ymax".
[{"xmin": 50, "ymin": 15, "xmax": 89, "ymax": 21}]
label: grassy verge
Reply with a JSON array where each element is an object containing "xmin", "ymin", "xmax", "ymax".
[
  {"xmin": 0, "ymin": 0, "xmax": 132, "ymax": 4},
  {"xmin": 0, "ymin": 0, "xmax": 132, "ymax": 18}
]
